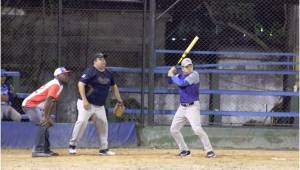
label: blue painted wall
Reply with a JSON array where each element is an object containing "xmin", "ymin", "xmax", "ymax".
[{"xmin": 1, "ymin": 122, "xmax": 137, "ymax": 148}]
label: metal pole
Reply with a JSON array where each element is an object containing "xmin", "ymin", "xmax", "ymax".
[
  {"xmin": 148, "ymin": 0, "xmax": 156, "ymax": 125},
  {"xmin": 141, "ymin": 0, "xmax": 147, "ymax": 127},
  {"xmin": 58, "ymin": 0, "xmax": 62, "ymax": 66},
  {"xmin": 156, "ymin": 0, "xmax": 181, "ymax": 20},
  {"xmin": 43, "ymin": 0, "xmax": 46, "ymax": 43},
  {"xmin": 86, "ymin": 14, "xmax": 90, "ymax": 67}
]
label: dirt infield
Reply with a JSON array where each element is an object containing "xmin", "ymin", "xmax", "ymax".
[{"xmin": 1, "ymin": 148, "xmax": 299, "ymax": 170}]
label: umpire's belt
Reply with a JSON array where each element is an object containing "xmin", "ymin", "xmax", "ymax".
[{"xmin": 180, "ymin": 102, "xmax": 194, "ymax": 107}]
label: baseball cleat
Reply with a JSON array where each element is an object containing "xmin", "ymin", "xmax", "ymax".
[
  {"xmin": 69, "ymin": 145, "xmax": 77, "ymax": 154},
  {"xmin": 178, "ymin": 150, "xmax": 191, "ymax": 157},
  {"xmin": 32, "ymin": 152, "xmax": 51, "ymax": 157},
  {"xmin": 99, "ymin": 149, "xmax": 116, "ymax": 156},
  {"xmin": 207, "ymin": 151, "xmax": 216, "ymax": 158},
  {"xmin": 46, "ymin": 150, "xmax": 59, "ymax": 156}
]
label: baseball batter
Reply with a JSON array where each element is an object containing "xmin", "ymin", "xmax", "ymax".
[
  {"xmin": 168, "ymin": 58, "xmax": 216, "ymax": 158},
  {"xmin": 69, "ymin": 52, "xmax": 123, "ymax": 156}
]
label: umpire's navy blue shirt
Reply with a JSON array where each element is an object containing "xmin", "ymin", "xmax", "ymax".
[{"xmin": 79, "ymin": 67, "xmax": 115, "ymax": 106}]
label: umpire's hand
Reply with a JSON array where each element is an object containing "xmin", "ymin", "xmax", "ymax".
[{"xmin": 41, "ymin": 118, "xmax": 54, "ymax": 127}]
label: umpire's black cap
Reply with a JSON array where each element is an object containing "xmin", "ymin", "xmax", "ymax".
[{"xmin": 95, "ymin": 52, "xmax": 108, "ymax": 59}]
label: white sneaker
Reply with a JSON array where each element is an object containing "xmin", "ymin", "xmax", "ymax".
[
  {"xmin": 69, "ymin": 145, "xmax": 77, "ymax": 154},
  {"xmin": 99, "ymin": 149, "xmax": 115, "ymax": 156}
]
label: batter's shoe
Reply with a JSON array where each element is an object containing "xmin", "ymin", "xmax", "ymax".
[
  {"xmin": 32, "ymin": 152, "xmax": 51, "ymax": 157},
  {"xmin": 207, "ymin": 151, "xmax": 216, "ymax": 158},
  {"xmin": 178, "ymin": 150, "xmax": 191, "ymax": 157},
  {"xmin": 69, "ymin": 145, "xmax": 77, "ymax": 154},
  {"xmin": 99, "ymin": 149, "xmax": 116, "ymax": 156}
]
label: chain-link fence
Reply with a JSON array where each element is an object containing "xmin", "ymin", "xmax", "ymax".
[
  {"xmin": 152, "ymin": 0, "xmax": 299, "ymax": 126},
  {"xmin": 1, "ymin": 0, "xmax": 299, "ymax": 127},
  {"xmin": 1, "ymin": 0, "xmax": 146, "ymax": 123}
]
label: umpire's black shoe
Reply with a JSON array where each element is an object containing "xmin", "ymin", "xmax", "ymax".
[
  {"xmin": 178, "ymin": 150, "xmax": 191, "ymax": 157},
  {"xmin": 207, "ymin": 151, "xmax": 216, "ymax": 158}
]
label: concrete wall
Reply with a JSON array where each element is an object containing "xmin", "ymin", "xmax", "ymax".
[
  {"xmin": 218, "ymin": 57, "xmax": 282, "ymax": 125},
  {"xmin": 139, "ymin": 126, "xmax": 299, "ymax": 150}
]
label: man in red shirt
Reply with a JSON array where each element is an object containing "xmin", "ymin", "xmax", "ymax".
[{"xmin": 22, "ymin": 67, "xmax": 70, "ymax": 157}]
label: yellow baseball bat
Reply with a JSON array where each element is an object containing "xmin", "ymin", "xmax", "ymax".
[{"xmin": 176, "ymin": 36, "xmax": 199, "ymax": 65}]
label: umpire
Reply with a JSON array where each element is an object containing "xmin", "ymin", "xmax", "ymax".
[
  {"xmin": 69, "ymin": 52, "xmax": 123, "ymax": 156},
  {"xmin": 22, "ymin": 67, "xmax": 71, "ymax": 157}
]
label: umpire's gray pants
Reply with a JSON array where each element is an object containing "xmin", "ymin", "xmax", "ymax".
[
  {"xmin": 69, "ymin": 99, "xmax": 108, "ymax": 150},
  {"xmin": 22, "ymin": 107, "xmax": 50, "ymax": 153},
  {"xmin": 170, "ymin": 101, "xmax": 213, "ymax": 152}
]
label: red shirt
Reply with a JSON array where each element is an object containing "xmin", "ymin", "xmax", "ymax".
[{"xmin": 22, "ymin": 79, "xmax": 63, "ymax": 108}]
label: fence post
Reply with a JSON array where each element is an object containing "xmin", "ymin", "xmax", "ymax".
[
  {"xmin": 58, "ymin": 0, "xmax": 62, "ymax": 66},
  {"xmin": 209, "ymin": 73, "xmax": 221, "ymax": 125},
  {"xmin": 141, "ymin": 0, "xmax": 148, "ymax": 127},
  {"xmin": 56, "ymin": 0, "xmax": 63, "ymax": 122},
  {"xmin": 147, "ymin": 0, "xmax": 156, "ymax": 125}
]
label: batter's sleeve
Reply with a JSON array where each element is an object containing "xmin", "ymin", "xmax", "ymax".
[
  {"xmin": 185, "ymin": 71, "xmax": 200, "ymax": 85},
  {"xmin": 171, "ymin": 74, "xmax": 190, "ymax": 87}
]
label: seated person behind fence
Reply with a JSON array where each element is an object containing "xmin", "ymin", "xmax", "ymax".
[{"xmin": 1, "ymin": 72, "xmax": 22, "ymax": 121}]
